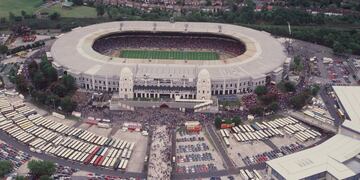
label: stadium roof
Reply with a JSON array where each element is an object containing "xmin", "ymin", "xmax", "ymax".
[
  {"xmin": 266, "ymin": 134, "xmax": 360, "ymax": 179},
  {"xmin": 51, "ymin": 21, "xmax": 286, "ymax": 80},
  {"xmin": 333, "ymin": 86, "xmax": 360, "ymax": 133}
]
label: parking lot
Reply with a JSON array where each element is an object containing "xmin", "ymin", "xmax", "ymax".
[
  {"xmin": 112, "ymin": 129, "xmax": 148, "ymax": 173},
  {"xmin": 222, "ymin": 116, "xmax": 325, "ymax": 167},
  {"xmin": 0, "ymin": 141, "xmax": 31, "ymax": 174},
  {"xmin": 0, "ymin": 94, "xmax": 140, "ymax": 172},
  {"xmin": 87, "ymin": 125, "xmax": 112, "ymax": 137},
  {"xmin": 175, "ymin": 129, "xmax": 224, "ymax": 174},
  {"xmin": 46, "ymin": 115, "xmax": 77, "ymax": 128},
  {"xmin": 316, "ymin": 57, "xmax": 356, "ymax": 85}
]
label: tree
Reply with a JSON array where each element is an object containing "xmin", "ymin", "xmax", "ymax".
[
  {"xmin": 45, "ymin": 94, "xmax": 60, "ymax": 108},
  {"xmin": 259, "ymin": 94, "xmax": 278, "ymax": 105},
  {"xmin": 27, "ymin": 160, "xmax": 56, "ymax": 178},
  {"xmin": 106, "ymin": 7, "xmax": 120, "ymax": 19},
  {"xmin": 205, "ymin": 0, "xmax": 211, "ymax": 6},
  {"xmin": 214, "ymin": 117, "xmax": 222, "ymax": 129},
  {"xmin": 249, "ymin": 106, "xmax": 264, "ymax": 116},
  {"xmin": 0, "ymin": 45, "xmax": 8, "ymax": 54},
  {"xmin": 291, "ymin": 56, "xmax": 303, "ymax": 72},
  {"xmin": 28, "ymin": 60, "xmax": 39, "ymax": 79},
  {"xmin": 232, "ymin": 116, "xmax": 242, "ymax": 126},
  {"xmin": 33, "ymin": 91, "xmax": 47, "ymax": 104},
  {"xmin": 49, "ymin": 12, "xmax": 60, "ymax": 20},
  {"xmin": 310, "ymin": 84, "xmax": 320, "ymax": 96},
  {"xmin": 15, "ymin": 176, "xmax": 26, "ymax": 180},
  {"xmin": 0, "ymin": 17, "xmax": 6, "ymax": 24},
  {"xmin": 60, "ymin": 96, "xmax": 77, "ymax": 113},
  {"xmin": 268, "ymin": 102, "xmax": 280, "ymax": 112},
  {"xmin": 15, "ymin": 75, "xmax": 28, "ymax": 94},
  {"xmin": 333, "ymin": 41, "xmax": 346, "ymax": 54},
  {"xmin": 21, "ymin": 10, "xmax": 27, "ymax": 17},
  {"xmin": 96, "ymin": 5, "xmax": 105, "ymax": 17},
  {"xmin": 0, "ymin": 160, "xmax": 13, "ymax": 177},
  {"xmin": 33, "ymin": 71, "xmax": 47, "ymax": 89},
  {"xmin": 51, "ymin": 83, "xmax": 67, "ymax": 97},
  {"xmin": 72, "ymin": 0, "xmax": 83, "ymax": 6},
  {"xmin": 43, "ymin": 66, "xmax": 58, "ymax": 82},
  {"xmin": 62, "ymin": 74, "xmax": 76, "ymax": 92},
  {"xmin": 284, "ymin": 81, "xmax": 296, "ymax": 92},
  {"xmin": 289, "ymin": 91, "xmax": 311, "ymax": 110},
  {"xmin": 254, "ymin": 85, "xmax": 267, "ymax": 96},
  {"xmin": 40, "ymin": 58, "xmax": 58, "ymax": 82},
  {"xmin": 278, "ymin": 81, "xmax": 296, "ymax": 93},
  {"xmin": 8, "ymin": 12, "xmax": 15, "ymax": 21},
  {"xmin": 39, "ymin": 175, "xmax": 52, "ymax": 180}
]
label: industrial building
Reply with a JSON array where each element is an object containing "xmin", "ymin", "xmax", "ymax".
[{"xmin": 266, "ymin": 86, "xmax": 360, "ymax": 180}]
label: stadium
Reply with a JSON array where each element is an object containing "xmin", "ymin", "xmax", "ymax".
[{"xmin": 51, "ymin": 21, "xmax": 287, "ymax": 101}]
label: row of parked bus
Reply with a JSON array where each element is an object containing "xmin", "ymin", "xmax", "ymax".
[
  {"xmin": 230, "ymin": 117, "xmax": 298, "ymax": 134},
  {"xmin": 294, "ymin": 129, "xmax": 321, "ymax": 142},
  {"xmin": 303, "ymin": 109, "xmax": 335, "ymax": 126},
  {"xmin": 239, "ymin": 169, "xmax": 262, "ymax": 180},
  {"xmin": 0, "ymin": 95, "xmax": 135, "ymax": 170},
  {"xmin": 283, "ymin": 123, "xmax": 307, "ymax": 134},
  {"xmin": 233, "ymin": 128, "xmax": 284, "ymax": 143},
  {"xmin": 221, "ymin": 116, "xmax": 323, "ymax": 146}
]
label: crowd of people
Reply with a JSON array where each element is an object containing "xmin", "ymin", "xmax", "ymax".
[
  {"xmin": 241, "ymin": 94, "xmax": 258, "ymax": 108},
  {"xmin": 147, "ymin": 125, "xmax": 172, "ymax": 179},
  {"xmin": 92, "ymin": 34, "xmax": 246, "ymax": 58},
  {"xmin": 267, "ymin": 84, "xmax": 290, "ymax": 110}
]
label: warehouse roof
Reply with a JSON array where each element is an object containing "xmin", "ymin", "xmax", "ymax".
[
  {"xmin": 333, "ymin": 86, "xmax": 360, "ymax": 133},
  {"xmin": 267, "ymin": 86, "xmax": 360, "ymax": 179},
  {"xmin": 266, "ymin": 134, "xmax": 360, "ymax": 179}
]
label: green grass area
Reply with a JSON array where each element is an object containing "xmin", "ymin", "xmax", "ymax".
[
  {"xmin": 39, "ymin": 4, "xmax": 97, "ymax": 18},
  {"xmin": 120, "ymin": 50, "xmax": 219, "ymax": 60},
  {"xmin": 0, "ymin": 0, "xmax": 43, "ymax": 18}
]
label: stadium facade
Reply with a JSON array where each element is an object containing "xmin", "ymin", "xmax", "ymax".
[{"xmin": 51, "ymin": 21, "xmax": 287, "ymax": 100}]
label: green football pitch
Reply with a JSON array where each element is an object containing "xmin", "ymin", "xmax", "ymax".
[{"xmin": 120, "ymin": 50, "xmax": 219, "ymax": 60}]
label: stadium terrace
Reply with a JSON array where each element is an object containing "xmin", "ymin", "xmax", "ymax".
[{"xmin": 51, "ymin": 21, "xmax": 287, "ymax": 100}]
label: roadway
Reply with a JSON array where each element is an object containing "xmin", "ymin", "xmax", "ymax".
[
  {"xmin": 172, "ymin": 162, "xmax": 266, "ymax": 179},
  {"xmin": 205, "ymin": 123, "xmax": 235, "ymax": 169},
  {"xmin": 170, "ymin": 128, "xmax": 177, "ymax": 179}
]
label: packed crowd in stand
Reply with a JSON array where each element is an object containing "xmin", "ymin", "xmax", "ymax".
[{"xmin": 92, "ymin": 34, "xmax": 246, "ymax": 58}]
